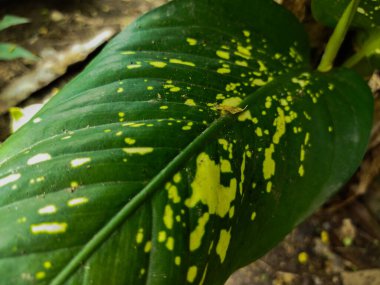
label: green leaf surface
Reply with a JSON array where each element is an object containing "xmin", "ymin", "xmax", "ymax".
[
  {"xmin": 0, "ymin": 43, "xmax": 37, "ymax": 61},
  {"xmin": 312, "ymin": 0, "xmax": 380, "ymax": 30},
  {"xmin": 0, "ymin": 14, "xmax": 29, "ymax": 31},
  {"xmin": 0, "ymin": 0, "xmax": 373, "ymax": 284}
]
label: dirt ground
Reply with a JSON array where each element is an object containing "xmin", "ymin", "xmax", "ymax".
[{"xmin": 1, "ymin": 0, "xmax": 380, "ymax": 284}]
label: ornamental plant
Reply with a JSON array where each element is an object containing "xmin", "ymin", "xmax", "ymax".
[{"xmin": 0, "ymin": 0, "xmax": 376, "ymax": 284}]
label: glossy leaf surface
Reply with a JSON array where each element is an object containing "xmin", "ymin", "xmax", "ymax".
[{"xmin": 0, "ymin": 0, "xmax": 373, "ymax": 284}]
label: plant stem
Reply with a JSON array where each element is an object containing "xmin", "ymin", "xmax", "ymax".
[
  {"xmin": 317, "ymin": 0, "xmax": 361, "ymax": 72},
  {"xmin": 344, "ymin": 28, "xmax": 380, "ymax": 68}
]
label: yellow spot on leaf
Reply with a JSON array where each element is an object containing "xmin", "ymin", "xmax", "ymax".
[
  {"xmin": 216, "ymin": 50, "xmax": 230, "ymax": 60},
  {"xmin": 239, "ymin": 152, "xmax": 246, "ymax": 195},
  {"xmin": 216, "ymin": 93, "xmax": 226, "ymax": 100},
  {"xmin": 124, "ymin": 137, "xmax": 136, "ymax": 145},
  {"xmin": 158, "ymin": 231, "xmax": 167, "ymax": 242},
  {"xmin": 220, "ymin": 159, "xmax": 232, "ymax": 173},
  {"xmin": 166, "ymin": 236, "xmax": 175, "ymax": 250},
  {"xmin": 70, "ymin": 158, "xmax": 91, "ymax": 168},
  {"xmin": 217, "ymin": 67, "xmax": 231, "ymax": 74},
  {"xmin": 0, "ymin": 173, "xmax": 21, "ymax": 187},
  {"xmin": 273, "ymin": 107, "xmax": 286, "ymax": 144},
  {"xmin": 175, "ymin": 256, "xmax": 181, "ymax": 266},
  {"xmin": 173, "ymin": 173, "xmax": 181, "ymax": 183},
  {"xmin": 31, "ymin": 222, "xmax": 68, "ymax": 235},
  {"xmin": 229, "ymin": 206, "xmax": 235, "ymax": 218},
  {"xmin": 263, "ymin": 144, "xmax": 275, "ymax": 180},
  {"xmin": 185, "ymin": 153, "xmax": 237, "ymax": 218},
  {"xmin": 27, "ymin": 153, "xmax": 52, "ymax": 165},
  {"xmin": 38, "ymin": 205, "xmax": 57, "ymax": 215},
  {"xmin": 163, "ymin": 205, "xmax": 174, "ymax": 230},
  {"xmin": 17, "ymin": 217, "xmax": 27, "ymax": 223},
  {"xmin": 187, "ymin": 266, "xmax": 198, "ymax": 283},
  {"xmin": 127, "ymin": 64, "xmax": 142, "ymax": 69},
  {"xmin": 70, "ymin": 181, "xmax": 79, "ymax": 190},
  {"xmin": 67, "ymin": 197, "xmax": 88, "ymax": 207},
  {"xmin": 357, "ymin": 7, "xmax": 366, "ymax": 14},
  {"xmin": 36, "ymin": 271, "xmax": 46, "ymax": 280},
  {"xmin": 43, "ymin": 261, "xmax": 52, "ymax": 269},
  {"xmin": 234, "ymin": 45, "xmax": 252, "ymax": 60},
  {"xmin": 255, "ymin": 127, "xmax": 263, "ymax": 137},
  {"xmin": 292, "ymin": 76, "xmax": 309, "ymax": 88},
  {"xmin": 300, "ymin": 145, "xmax": 305, "ymax": 162},
  {"xmin": 121, "ymin": 51, "xmax": 135, "ymax": 55},
  {"xmin": 251, "ymin": 78, "xmax": 266, "ymax": 86},
  {"xmin": 305, "ymin": 132, "xmax": 310, "ymax": 145},
  {"xmin": 149, "ymin": 61, "xmax": 167, "ymax": 68},
  {"xmin": 166, "ymin": 183, "xmax": 181, "ymax": 203},
  {"xmin": 298, "ymin": 165, "xmax": 305, "ymax": 177},
  {"xmin": 190, "ymin": 213, "xmax": 209, "ymax": 251},
  {"xmin": 218, "ymin": 139, "xmax": 228, "ymax": 151},
  {"xmin": 225, "ymin": 82, "xmax": 240, "ymax": 91},
  {"xmin": 144, "ymin": 241, "xmax": 152, "ymax": 252},
  {"xmin": 238, "ymin": 110, "xmax": 252, "ymax": 122},
  {"xmin": 257, "ymin": 60, "xmax": 267, "ymax": 72},
  {"xmin": 169, "ymin": 58, "xmax": 195, "ymax": 67},
  {"xmin": 170, "ymin": 87, "xmax": 181, "ymax": 92},
  {"xmin": 185, "ymin": 99, "xmax": 196, "ymax": 106},
  {"xmin": 216, "ymin": 229, "xmax": 231, "ymax": 263},
  {"xmin": 235, "ymin": 60, "xmax": 248, "ymax": 67},
  {"xmin": 266, "ymin": 181, "xmax": 272, "ymax": 193},
  {"xmin": 123, "ymin": 147, "xmax": 153, "ymax": 155},
  {"xmin": 186, "ymin": 38, "xmax": 197, "ymax": 46},
  {"xmin": 136, "ymin": 228, "xmax": 144, "ymax": 244}
]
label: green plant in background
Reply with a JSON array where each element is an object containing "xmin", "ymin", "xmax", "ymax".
[
  {"xmin": 0, "ymin": 14, "xmax": 37, "ymax": 61},
  {"xmin": 313, "ymin": 0, "xmax": 380, "ymax": 74},
  {"xmin": 0, "ymin": 0, "xmax": 376, "ymax": 284}
]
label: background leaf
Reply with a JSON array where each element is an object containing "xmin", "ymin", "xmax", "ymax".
[
  {"xmin": 345, "ymin": 27, "xmax": 380, "ymax": 75},
  {"xmin": 0, "ymin": 0, "xmax": 373, "ymax": 284},
  {"xmin": 0, "ymin": 14, "xmax": 29, "ymax": 31},
  {"xmin": 0, "ymin": 43, "xmax": 37, "ymax": 61},
  {"xmin": 311, "ymin": 0, "xmax": 380, "ymax": 30},
  {"xmin": 312, "ymin": 0, "xmax": 380, "ymax": 73}
]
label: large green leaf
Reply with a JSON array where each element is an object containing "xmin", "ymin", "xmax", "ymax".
[{"xmin": 0, "ymin": 1, "xmax": 373, "ymax": 284}]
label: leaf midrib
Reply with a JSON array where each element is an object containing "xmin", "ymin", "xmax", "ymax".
[{"xmin": 50, "ymin": 107, "xmax": 235, "ymax": 285}]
